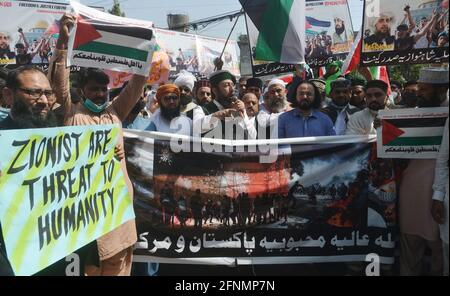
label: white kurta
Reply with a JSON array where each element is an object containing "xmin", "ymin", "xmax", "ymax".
[
  {"xmin": 432, "ymin": 118, "xmax": 449, "ymax": 244},
  {"xmin": 345, "ymin": 108, "xmax": 378, "ymax": 136}
]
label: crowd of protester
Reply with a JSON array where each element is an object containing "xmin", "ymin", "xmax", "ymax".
[{"xmin": 0, "ymin": 13, "xmax": 448, "ymax": 277}]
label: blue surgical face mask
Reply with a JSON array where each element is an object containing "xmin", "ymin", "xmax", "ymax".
[{"xmin": 81, "ymin": 90, "xmax": 109, "ymax": 114}]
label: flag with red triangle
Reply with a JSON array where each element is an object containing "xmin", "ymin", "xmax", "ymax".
[
  {"xmin": 377, "ymin": 108, "xmax": 449, "ymax": 159},
  {"xmin": 69, "ymin": 1, "xmax": 156, "ymax": 76}
]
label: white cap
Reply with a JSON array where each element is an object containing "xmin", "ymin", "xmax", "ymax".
[
  {"xmin": 418, "ymin": 68, "xmax": 449, "ymax": 85},
  {"xmin": 174, "ymin": 70, "xmax": 197, "ymax": 91},
  {"xmin": 267, "ymin": 79, "xmax": 287, "ymax": 89}
]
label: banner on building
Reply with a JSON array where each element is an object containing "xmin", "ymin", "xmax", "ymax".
[
  {"xmin": 377, "ymin": 107, "xmax": 449, "ymax": 159},
  {"xmin": 244, "ymin": 0, "xmax": 354, "ymax": 77},
  {"xmin": 361, "ymin": 0, "xmax": 449, "ymax": 66},
  {"xmin": 0, "ymin": 125, "xmax": 135, "ymax": 276},
  {"xmin": 124, "ymin": 131, "xmax": 397, "ymax": 265}
]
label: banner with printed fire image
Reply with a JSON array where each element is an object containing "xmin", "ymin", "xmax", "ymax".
[{"xmin": 124, "ymin": 131, "xmax": 399, "ymax": 265}]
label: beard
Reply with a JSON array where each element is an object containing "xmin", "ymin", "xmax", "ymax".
[
  {"xmin": 12, "ymin": 99, "xmax": 58, "ymax": 128},
  {"xmin": 335, "ymin": 24, "xmax": 345, "ymax": 35},
  {"xmin": 269, "ymin": 97, "xmax": 288, "ymax": 113},
  {"xmin": 160, "ymin": 105, "xmax": 180, "ymax": 121},
  {"xmin": 180, "ymin": 94, "xmax": 193, "ymax": 107},
  {"xmin": 417, "ymin": 92, "xmax": 444, "ymax": 108},
  {"xmin": 298, "ymin": 99, "xmax": 313, "ymax": 111},
  {"xmin": 368, "ymin": 101, "xmax": 385, "ymax": 112}
]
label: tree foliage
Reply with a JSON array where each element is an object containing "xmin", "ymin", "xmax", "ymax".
[{"xmin": 108, "ymin": 0, "xmax": 125, "ymax": 17}]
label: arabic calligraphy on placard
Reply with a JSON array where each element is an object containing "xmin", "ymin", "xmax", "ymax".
[{"xmin": 361, "ymin": 48, "xmax": 449, "ymax": 66}]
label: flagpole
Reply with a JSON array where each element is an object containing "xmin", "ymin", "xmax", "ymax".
[{"xmin": 215, "ymin": 8, "xmax": 244, "ymax": 71}]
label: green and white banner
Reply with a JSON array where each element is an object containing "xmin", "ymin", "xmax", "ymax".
[{"xmin": 0, "ymin": 125, "xmax": 135, "ymax": 276}]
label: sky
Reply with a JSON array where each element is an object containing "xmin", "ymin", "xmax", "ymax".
[{"xmin": 77, "ymin": 0, "xmax": 365, "ymax": 41}]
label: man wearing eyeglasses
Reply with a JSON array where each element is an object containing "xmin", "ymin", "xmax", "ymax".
[
  {"xmin": 0, "ymin": 66, "xmax": 57, "ymax": 130},
  {"xmin": 0, "ymin": 65, "xmax": 60, "ymax": 276}
]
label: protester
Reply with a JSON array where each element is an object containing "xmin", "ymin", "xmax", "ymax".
[
  {"xmin": 432, "ymin": 118, "xmax": 449, "ymax": 276},
  {"xmin": 245, "ymin": 77, "xmax": 263, "ymax": 100},
  {"xmin": 322, "ymin": 78, "xmax": 352, "ymax": 124},
  {"xmin": 345, "ymin": 80, "xmax": 390, "ymax": 136},
  {"xmin": 278, "ymin": 81, "xmax": 335, "ymax": 138},
  {"xmin": 237, "ymin": 76, "xmax": 250, "ymax": 99},
  {"xmin": 399, "ymin": 80, "xmax": 419, "ymax": 108},
  {"xmin": 349, "ymin": 78, "xmax": 367, "ymax": 110},
  {"xmin": 399, "ymin": 68, "xmax": 449, "ymax": 276},
  {"xmin": 334, "ymin": 79, "xmax": 367, "ymax": 135},
  {"xmin": 0, "ymin": 66, "xmax": 57, "ymax": 276},
  {"xmin": 194, "ymin": 70, "xmax": 253, "ymax": 139},
  {"xmin": 174, "ymin": 70, "xmax": 198, "ymax": 120},
  {"xmin": 194, "ymin": 78, "xmax": 212, "ymax": 106},
  {"xmin": 0, "ymin": 66, "xmax": 99, "ymax": 276},
  {"xmin": 145, "ymin": 84, "xmax": 191, "ymax": 135},
  {"xmin": 309, "ymin": 78, "xmax": 327, "ymax": 107},
  {"xmin": 48, "ymin": 13, "xmax": 148, "ymax": 276}
]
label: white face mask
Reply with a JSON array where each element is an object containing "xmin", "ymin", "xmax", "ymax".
[{"xmin": 391, "ymin": 91, "xmax": 399, "ymax": 100}]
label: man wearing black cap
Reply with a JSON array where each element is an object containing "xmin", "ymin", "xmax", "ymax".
[
  {"xmin": 245, "ymin": 77, "xmax": 263, "ymax": 100},
  {"xmin": 349, "ymin": 79, "xmax": 367, "ymax": 110},
  {"xmin": 335, "ymin": 79, "xmax": 367, "ymax": 135},
  {"xmin": 345, "ymin": 80, "xmax": 389, "ymax": 135},
  {"xmin": 193, "ymin": 70, "xmax": 253, "ymax": 139}
]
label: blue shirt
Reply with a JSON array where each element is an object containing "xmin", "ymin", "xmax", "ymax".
[{"xmin": 278, "ymin": 109, "xmax": 336, "ymax": 138}]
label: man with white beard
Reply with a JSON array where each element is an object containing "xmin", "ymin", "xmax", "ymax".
[{"xmin": 258, "ymin": 79, "xmax": 291, "ymax": 139}]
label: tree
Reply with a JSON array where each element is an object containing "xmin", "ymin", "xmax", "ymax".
[
  {"xmin": 108, "ymin": 0, "xmax": 125, "ymax": 17},
  {"xmin": 389, "ymin": 64, "xmax": 424, "ymax": 83}
]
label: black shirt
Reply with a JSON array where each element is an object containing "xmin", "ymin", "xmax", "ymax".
[{"xmin": 395, "ymin": 36, "xmax": 415, "ymax": 51}]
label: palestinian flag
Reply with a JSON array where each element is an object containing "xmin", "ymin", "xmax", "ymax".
[
  {"xmin": 240, "ymin": 0, "xmax": 306, "ymax": 64},
  {"xmin": 305, "ymin": 16, "xmax": 331, "ymax": 36},
  {"xmin": 69, "ymin": 1, "xmax": 156, "ymax": 76},
  {"xmin": 378, "ymin": 108, "xmax": 449, "ymax": 159},
  {"xmin": 382, "ymin": 117, "xmax": 447, "ymax": 147}
]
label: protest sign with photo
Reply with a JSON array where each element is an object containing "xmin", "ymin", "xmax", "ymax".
[
  {"xmin": 244, "ymin": 0, "xmax": 354, "ymax": 77},
  {"xmin": 377, "ymin": 107, "xmax": 449, "ymax": 159},
  {"xmin": 0, "ymin": 125, "xmax": 135, "ymax": 276},
  {"xmin": 154, "ymin": 28, "xmax": 240, "ymax": 78},
  {"xmin": 68, "ymin": 1, "xmax": 156, "ymax": 76},
  {"xmin": 0, "ymin": 0, "xmax": 68, "ymax": 66},
  {"xmin": 124, "ymin": 131, "xmax": 397, "ymax": 265},
  {"xmin": 361, "ymin": 0, "xmax": 449, "ymax": 66}
]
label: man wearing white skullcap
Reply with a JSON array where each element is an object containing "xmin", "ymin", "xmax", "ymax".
[
  {"xmin": 174, "ymin": 70, "xmax": 198, "ymax": 119},
  {"xmin": 399, "ymin": 67, "xmax": 449, "ymax": 276}
]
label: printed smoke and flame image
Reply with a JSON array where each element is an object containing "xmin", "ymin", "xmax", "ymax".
[{"xmin": 125, "ymin": 139, "xmax": 397, "ymax": 231}]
